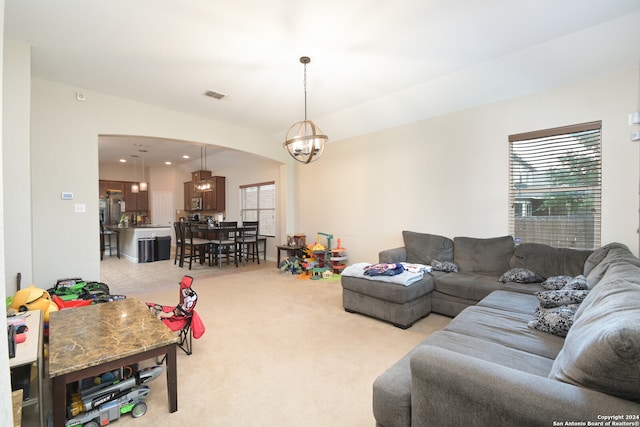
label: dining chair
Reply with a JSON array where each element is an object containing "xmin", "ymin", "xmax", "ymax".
[
  {"xmin": 180, "ymin": 222, "xmax": 211, "ymax": 270},
  {"xmin": 173, "ymin": 221, "xmax": 184, "ymax": 266},
  {"xmin": 210, "ymin": 221, "xmax": 238, "ymax": 269},
  {"xmin": 236, "ymin": 221, "xmax": 260, "ymax": 265}
]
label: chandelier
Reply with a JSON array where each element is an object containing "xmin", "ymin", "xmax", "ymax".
[{"xmin": 283, "ymin": 56, "xmax": 328, "ymax": 164}]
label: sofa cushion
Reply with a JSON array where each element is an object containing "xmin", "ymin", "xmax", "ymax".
[
  {"xmin": 549, "ymin": 279, "xmax": 640, "ymax": 401},
  {"xmin": 423, "ymin": 330, "xmax": 555, "ymax": 377},
  {"xmin": 498, "ymin": 267, "xmax": 544, "ymax": 284},
  {"xmin": 402, "ymin": 231, "xmax": 453, "ymax": 265},
  {"xmin": 453, "ymin": 236, "xmax": 514, "ymax": 275},
  {"xmin": 434, "ymin": 273, "xmax": 502, "ymax": 301},
  {"xmin": 582, "ymin": 242, "xmax": 629, "ymax": 277},
  {"xmin": 476, "ymin": 290, "xmax": 539, "ymax": 315},
  {"xmin": 585, "ymin": 243, "xmax": 640, "ymax": 289},
  {"xmin": 444, "ymin": 305, "xmax": 565, "ymax": 359},
  {"xmin": 510, "ymin": 243, "xmax": 592, "ymax": 279},
  {"xmin": 585, "ymin": 244, "xmax": 640, "ymax": 289}
]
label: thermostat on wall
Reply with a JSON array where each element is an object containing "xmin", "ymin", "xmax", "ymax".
[{"xmin": 61, "ymin": 192, "xmax": 74, "ymax": 200}]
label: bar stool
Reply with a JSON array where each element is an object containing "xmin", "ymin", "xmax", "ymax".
[{"xmin": 100, "ymin": 220, "xmax": 120, "ymax": 259}]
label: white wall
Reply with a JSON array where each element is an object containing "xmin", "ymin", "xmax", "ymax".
[
  {"xmin": 296, "ymin": 69, "xmax": 640, "ymax": 262},
  {"xmin": 2, "ymin": 39, "xmax": 31, "ymax": 290},
  {"xmin": 28, "ymin": 77, "xmax": 288, "ymax": 288}
]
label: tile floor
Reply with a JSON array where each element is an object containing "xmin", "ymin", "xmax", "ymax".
[{"xmin": 100, "ymin": 250, "xmax": 272, "ymax": 295}]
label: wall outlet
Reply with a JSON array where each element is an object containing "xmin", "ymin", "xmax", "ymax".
[
  {"xmin": 632, "ymin": 131, "xmax": 640, "ymax": 142},
  {"xmin": 629, "ymin": 112, "xmax": 640, "ymax": 125}
]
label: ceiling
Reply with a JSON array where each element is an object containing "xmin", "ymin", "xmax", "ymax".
[{"xmin": 5, "ymin": 0, "xmax": 640, "ymax": 168}]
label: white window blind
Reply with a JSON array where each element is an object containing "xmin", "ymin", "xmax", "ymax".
[
  {"xmin": 240, "ymin": 182, "xmax": 275, "ymax": 237},
  {"xmin": 508, "ymin": 121, "xmax": 601, "ymax": 249}
]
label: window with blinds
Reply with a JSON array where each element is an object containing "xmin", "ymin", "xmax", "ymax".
[
  {"xmin": 508, "ymin": 121, "xmax": 602, "ymax": 249},
  {"xmin": 240, "ymin": 181, "xmax": 276, "ymax": 237}
]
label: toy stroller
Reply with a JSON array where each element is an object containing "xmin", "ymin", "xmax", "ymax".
[{"xmin": 146, "ymin": 275, "xmax": 205, "ymax": 356}]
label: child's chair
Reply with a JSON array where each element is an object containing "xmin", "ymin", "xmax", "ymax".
[{"xmin": 146, "ymin": 275, "xmax": 205, "ymax": 356}]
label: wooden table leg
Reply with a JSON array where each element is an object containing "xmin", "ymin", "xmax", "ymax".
[
  {"xmin": 52, "ymin": 375, "xmax": 66, "ymax": 427},
  {"xmin": 166, "ymin": 344, "xmax": 178, "ymax": 412}
]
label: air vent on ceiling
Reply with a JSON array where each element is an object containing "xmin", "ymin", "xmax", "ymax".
[{"xmin": 204, "ymin": 90, "xmax": 227, "ymax": 100}]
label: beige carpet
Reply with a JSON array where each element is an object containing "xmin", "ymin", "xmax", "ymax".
[{"xmin": 31, "ymin": 264, "xmax": 451, "ymax": 426}]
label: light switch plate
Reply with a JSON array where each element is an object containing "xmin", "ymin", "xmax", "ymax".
[{"xmin": 74, "ymin": 203, "xmax": 86, "ymax": 213}]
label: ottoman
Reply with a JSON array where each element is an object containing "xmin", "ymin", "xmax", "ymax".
[{"xmin": 341, "ymin": 274, "xmax": 434, "ymax": 328}]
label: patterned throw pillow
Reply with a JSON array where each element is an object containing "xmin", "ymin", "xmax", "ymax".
[
  {"xmin": 497, "ymin": 268, "xmax": 544, "ymax": 284},
  {"xmin": 528, "ymin": 304, "xmax": 579, "ymax": 337},
  {"xmin": 561, "ymin": 275, "xmax": 587, "ymax": 290},
  {"xmin": 535, "ymin": 289, "xmax": 590, "ymax": 308},
  {"xmin": 431, "ymin": 260, "xmax": 458, "ymax": 273},
  {"xmin": 541, "ymin": 275, "xmax": 574, "ymax": 290}
]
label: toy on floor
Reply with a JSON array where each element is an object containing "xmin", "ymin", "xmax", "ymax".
[
  {"xmin": 9, "ymin": 285, "xmax": 58, "ymax": 322},
  {"xmin": 65, "ymin": 365, "xmax": 162, "ymax": 426}
]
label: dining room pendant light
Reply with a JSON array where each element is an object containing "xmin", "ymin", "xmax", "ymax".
[{"xmin": 283, "ymin": 56, "xmax": 328, "ymax": 164}]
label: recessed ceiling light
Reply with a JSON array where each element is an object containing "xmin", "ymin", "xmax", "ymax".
[
  {"xmin": 119, "ymin": 159, "xmax": 127, "ymax": 163},
  {"xmin": 165, "ymin": 161, "xmax": 172, "ymax": 165},
  {"xmin": 182, "ymin": 155, "xmax": 190, "ymax": 159}
]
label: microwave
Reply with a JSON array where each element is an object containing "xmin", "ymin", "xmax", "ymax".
[{"xmin": 191, "ymin": 197, "xmax": 203, "ymax": 211}]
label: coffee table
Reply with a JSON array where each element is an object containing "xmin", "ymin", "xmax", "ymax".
[{"xmin": 48, "ymin": 298, "xmax": 179, "ymax": 427}]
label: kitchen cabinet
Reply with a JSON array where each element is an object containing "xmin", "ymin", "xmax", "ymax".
[
  {"xmin": 202, "ymin": 176, "xmax": 225, "ymax": 211},
  {"xmin": 186, "ymin": 175, "xmax": 225, "ymax": 211},
  {"xmin": 184, "ymin": 181, "xmax": 194, "ymax": 210},
  {"xmin": 123, "ymin": 183, "xmax": 148, "ymax": 212},
  {"xmin": 106, "ymin": 181, "xmax": 125, "ymax": 193},
  {"xmin": 99, "ymin": 181, "xmax": 107, "ymax": 198}
]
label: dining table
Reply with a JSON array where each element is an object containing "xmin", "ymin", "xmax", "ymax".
[{"xmin": 190, "ymin": 223, "xmax": 267, "ymax": 262}]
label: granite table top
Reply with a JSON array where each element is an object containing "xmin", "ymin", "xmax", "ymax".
[{"xmin": 48, "ymin": 298, "xmax": 178, "ymax": 378}]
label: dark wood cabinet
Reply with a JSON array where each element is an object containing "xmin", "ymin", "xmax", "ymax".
[
  {"xmin": 202, "ymin": 176, "xmax": 225, "ymax": 211},
  {"xmin": 185, "ymin": 174, "xmax": 225, "ymax": 212},
  {"xmin": 184, "ymin": 181, "xmax": 194, "ymax": 210},
  {"xmin": 100, "ymin": 180, "xmax": 148, "ymax": 212},
  {"xmin": 99, "ymin": 180, "xmax": 107, "ymax": 198}
]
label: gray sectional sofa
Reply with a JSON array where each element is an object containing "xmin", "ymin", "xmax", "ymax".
[{"xmin": 340, "ymin": 232, "xmax": 640, "ymax": 426}]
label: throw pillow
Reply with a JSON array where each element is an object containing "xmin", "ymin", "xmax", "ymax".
[
  {"xmin": 431, "ymin": 260, "xmax": 458, "ymax": 273},
  {"xmin": 549, "ymin": 279, "xmax": 640, "ymax": 401},
  {"xmin": 528, "ymin": 304, "xmax": 579, "ymax": 337},
  {"xmin": 535, "ymin": 289, "xmax": 589, "ymax": 308},
  {"xmin": 561, "ymin": 275, "xmax": 587, "ymax": 290},
  {"xmin": 498, "ymin": 268, "xmax": 544, "ymax": 284},
  {"xmin": 541, "ymin": 275, "xmax": 574, "ymax": 290}
]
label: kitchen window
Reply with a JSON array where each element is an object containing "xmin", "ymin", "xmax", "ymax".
[
  {"xmin": 508, "ymin": 121, "xmax": 602, "ymax": 249},
  {"xmin": 240, "ymin": 181, "xmax": 276, "ymax": 237}
]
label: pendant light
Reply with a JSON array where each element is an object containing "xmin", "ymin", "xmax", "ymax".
[
  {"xmin": 131, "ymin": 157, "xmax": 139, "ymax": 193},
  {"xmin": 139, "ymin": 154, "xmax": 148, "ymax": 191},
  {"xmin": 283, "ymin": 56, "xmax": 328, "ymax": 164},
  {"xmin": 194, "ymin": 146, "xmax": 215, "ymax": 192}
]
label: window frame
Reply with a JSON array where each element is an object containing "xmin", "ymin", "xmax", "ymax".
[
  {"xmin": 508, "ymin": 121, "xmax": 602, "ymax": 249},
  {"xmin": 240, "ymin": 181, "xmax": 276, "ymax": 237}
]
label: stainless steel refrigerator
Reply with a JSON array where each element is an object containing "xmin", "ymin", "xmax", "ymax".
[{"xmin": 99, "ymin": 193, "xmax": 124, "ymax": 226}]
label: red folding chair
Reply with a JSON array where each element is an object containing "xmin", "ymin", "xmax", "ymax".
[{"xmin": 147, "ymin": 275, "xmax": 204, "ymax": 356}]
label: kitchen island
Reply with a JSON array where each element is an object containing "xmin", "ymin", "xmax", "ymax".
[{"xmin": 108, "ymin": 224, "xmax": 172, "ymax": 262}]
